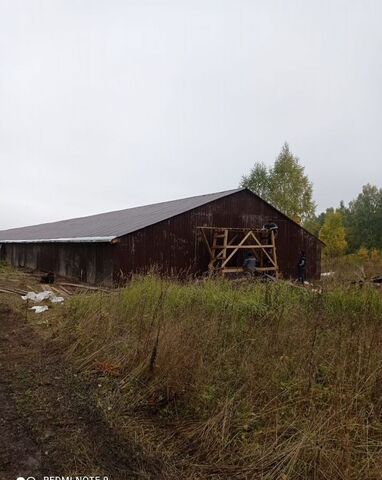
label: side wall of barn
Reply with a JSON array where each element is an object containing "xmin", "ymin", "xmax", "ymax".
[
  {"xmin": 113, "ymin": 189, "xmax": 322, "ymax": 281},
  {"xmin": 0, "ymin": 242, "xmax": 113, "ymax": 285}
]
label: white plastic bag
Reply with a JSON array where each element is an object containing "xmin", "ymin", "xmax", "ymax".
[{"xmin": 30, "ymin": 305, "xmax": 49, "ymax": 314}]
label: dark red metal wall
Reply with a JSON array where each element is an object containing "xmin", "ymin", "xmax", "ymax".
[
  {"xmin": 113, "ymin": 189, "xmax": 322, "ymax": 281},
  {"xmin": 1, "ymin": 190, "xmax": 321, "ymax": 284},
  {"xmin": 2, "ymin": 242, "xmax": 113, "ymax": 285}
]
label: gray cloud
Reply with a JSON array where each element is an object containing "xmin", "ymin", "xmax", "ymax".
[{"xmin": 1, "ymin": 0, "xmax": 381, "ymax": 229}]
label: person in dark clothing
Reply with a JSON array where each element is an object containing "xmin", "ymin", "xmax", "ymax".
[
  {"xmin": 297, "ymin": 251, "xmax": 306, "ymax": 284},
  {"xmin": 243, "ymin": 252, "xmax": 257, "ymax": 275}
]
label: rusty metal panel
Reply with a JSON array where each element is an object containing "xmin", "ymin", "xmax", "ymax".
[{"xmin": 113, "ymin": 189, "xmax": 322, "ymax": 281}]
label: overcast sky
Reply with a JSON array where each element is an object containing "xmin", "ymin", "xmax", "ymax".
[{"xmin": 0, "ymin": 0, "xmax": 381, "ymax": 230}]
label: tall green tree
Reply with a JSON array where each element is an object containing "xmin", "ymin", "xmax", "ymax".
[
  {"xmin": 319, "ymin": 211, "xmax": 347, "ymax": 257},
  {"xmin": 303, "ymin": 209, "xmax": 333, "ymax": 237},
  {"xmin": 240, "ymin": 162, "xmax": 270, "ymax": 200},
  {"xmin": 241, "ymin": 143, "xmax": 316, "ymax": 223},
  {"xmin": 345, "ymin": 184, "xmax": 382, "ymax": 251},
  {"xmin": 307, "ymin": 185, "xmax": 382, "ymax": 252}
]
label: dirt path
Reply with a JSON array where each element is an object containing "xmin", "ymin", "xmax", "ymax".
[{"xmin": 0, "ymin": 302, "xmax": 161, "ymax": 480}]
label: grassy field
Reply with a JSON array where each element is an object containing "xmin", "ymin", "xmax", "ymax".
[
  {"xmin": 56, "ymin": 267, "xmax": 382, "ymax": 479},
  {"xmin": 2, "ymin": 257, "xmax": 382, "ymax": 478}
]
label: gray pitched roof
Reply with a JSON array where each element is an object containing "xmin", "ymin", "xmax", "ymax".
[{"xmin": 0, "ymin": 189, "xmax": 244, "ymax": 243}]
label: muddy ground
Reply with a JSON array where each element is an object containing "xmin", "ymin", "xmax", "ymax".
[{"xmin": 0, "ymin": 290, "xmax": 162, "ymax": 480}]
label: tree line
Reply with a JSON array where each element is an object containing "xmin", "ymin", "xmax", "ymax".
[{"xmin": 240, "ymin": 143, "xmax": 382, "ymax": 257}]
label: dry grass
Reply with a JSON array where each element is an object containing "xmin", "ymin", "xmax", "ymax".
[
  {"xmin": 55, "ymin": 271, "xmax": 382, "ymax": 479},
  {"xmin": 321, "ymin": 254, "xmax": 382, "ymax": 285}
]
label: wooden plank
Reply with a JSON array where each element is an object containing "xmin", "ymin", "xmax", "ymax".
[
  {"xmin": 0, "ymin": 288, "xmax": 20, "ymax": 295},
  {"xmin": 214, "ymin": 244, "xmax": 272, "ymax": 263},
  {"xmin": 222, "ymin": 229, "xmax": 228, "ymax": 261},
  {"xmin": 248, "ymin": 231, "xmax": 277, "ymax": 268},
  {"xmin": 9, "ymin": 287, "xmax": 28, "ymax": 295},
  {"xmin": 212, "ymin": 234, "xmax": 240, "ymax": 261},
  {"xmin": 221, "ymin": 267, "xmax": 244, "ymax": 273},
  {"xmin": 200, "ymin": 226, "xmax": 279, "ymax": 279},
  {"xmin": 58, "ymin": 286, "xmax": 72, "ymax": 295},
  {"xmin": 221, "ymin": 231, "xmax": 253, "ymax": 268},
  {"xmin": 271, "ymin": 230, "xmax": 279, "ymax": 279},
  {"xmin": 200, "ymin": 228, "xmax": 213, "ymax": 259},
  {"xmin": 210, "ymin": 231, "xmax": 219, "ymax": 269},
  {"xmin": 221, "ymin": 266, "xmax": 277, "ymax": 273},
  {"xmin": 58, "ymin": 282, "xmax": 110, "ymax": 292},
  {"xmin": 197, "ymin": 226, "xmax": 265, "ymax": 232},
  {"xmin": 218, "ymin": 244, "xmax": 273, "ymax": 249}
]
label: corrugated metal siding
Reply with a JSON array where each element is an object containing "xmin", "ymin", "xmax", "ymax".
[
  {"xmin": 113, "ymin": 189, "xmax": 321, "ymax": 281},
  {"xmin": 1, "ymin": 190, "xmax": 321, "ymax": 283},
  {"xmin": 2, "ymin": 243, "xmax": 113, "ymax": 285}
]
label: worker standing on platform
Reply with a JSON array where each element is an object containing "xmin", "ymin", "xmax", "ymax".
[{"xmin": 297, "ymin": 250, "xmax": 306, "ymax": 284}]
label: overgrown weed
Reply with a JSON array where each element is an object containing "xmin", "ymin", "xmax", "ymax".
[{"xmin": 60, "ymin": 275, "xmax": 382, "ymax": 479}]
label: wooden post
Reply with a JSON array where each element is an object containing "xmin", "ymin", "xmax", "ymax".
[
  {"xmin": 198, "ymin": 226, "xmax": 279, "ymax": 279},
  {"xmin": 271, "ymin": 230, "xmax": 279, "ymax": 279},
  {"xmin": 223, "ymin": 229, "xmax": 228, "ymax": 262}
]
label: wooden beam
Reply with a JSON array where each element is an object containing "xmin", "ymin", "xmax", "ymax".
[
  {"xmin": 199, "ymin": 226, "xmax": 279, "ymax": 279},
  {"xmin": 222, "ymin": 228, "xmax": 228, "ymax": 261},
  {"xmin": 218, "ymin": 244, "xmax": 273, "ymax": 249},
  {"xmin": 271, "ymin": 230, "xmax": 279, "ymax": 279},
  {"xmin": 197, "ymin": 226, "xmax": 264, "ymax": 232},
  {"xmin": 248, "ymin": 231, "xmax": 277, "ymax": 268},
  {"xmin": 211, "ymin": 233, "xmax": 239, "ymax": 261},
  {"xmin": 221, "ymin": 266, "xmax": 277, "ymax": 273},
  {"xmin": 200, "ymin": 227, "xmax": 213, "ymax": 259},
  {"xmin": 220, "ymin": 231, "xmax": 253, "ymax": 268}
]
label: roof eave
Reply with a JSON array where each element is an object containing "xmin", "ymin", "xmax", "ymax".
[{"xmin": 0, "ymin": 236, "xmax": 116, "ymax": 244}]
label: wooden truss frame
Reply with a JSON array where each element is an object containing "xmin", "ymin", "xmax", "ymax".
[{"xmin": 198, "ymin": 226, "xmax": 279, "ymax": 278}]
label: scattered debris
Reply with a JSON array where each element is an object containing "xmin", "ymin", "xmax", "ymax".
[
  {"xmin": 21, "ymin": 291, "xmax": 65, "ymax": 304},
  {"xmin": 22, "ymin": 291, "xmax": 52, "ymax": 302},
  {"xmin": 321, "ymin": 271, "xmax": 335, "ymax": 277},
  {"xmin": 30, "ymin": 305, "xmax": 49, "ymax": 314},
  {"xmin": 0, "ymin": 287, "xmax": 26, "ymax": 296},
  {"xmin": 57, "ymin": 285, "xmax": 71, "ymax": 296},
  {"xmin": 1, "ymin": 280, "xmax": 106, "ymax": 298},
  {"xmin": 58, "ymin": 282, "xmax": 110, "ymax": 293},
  {"xmin": 50, "ymin": 286, "xmax": 68, "ymax": 296},
  {"xmin": 50, "ymin": 296, "xmax": 64, "ymax": 304},
  {"xmin": 352, "ymin": 274, "xmax": 382, "ymax": 287}
]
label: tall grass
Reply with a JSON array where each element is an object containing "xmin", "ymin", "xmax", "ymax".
[
  {"xmin": 321, "ymin": 254, "xmax": 382, "ymax": 285},
  {"xmin": 61, "ymin": 276, "xmax": 382, "ymax": 479}
]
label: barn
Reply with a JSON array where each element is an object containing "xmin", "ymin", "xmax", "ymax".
[{"xmin": 0, "ymin": 188, "xmax": 322, "ymax": 284}]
